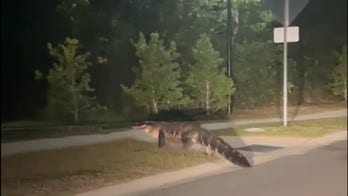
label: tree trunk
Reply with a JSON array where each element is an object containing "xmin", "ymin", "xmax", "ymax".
[
  {"xmin": 72, "ymin": 74, "xmax": 79, "ymax": 124},
  {"xmin": 152, "ymin": 99, "xmax": 159, "ymax": 114},
  {"xmin": 205, "ymin": 80, "xmax": 210, "ymax": 115},
  {"xmin": 73, "ymin": 106, "xmax": 78, "ymax": 124}
]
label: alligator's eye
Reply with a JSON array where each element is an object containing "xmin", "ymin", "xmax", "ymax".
[
  {"xmin": 133, "ymin": 122, "xmax": 140, "ymax": 126},
  {"xmin": 133, "ymin": 121, "xmax": 151, "ymax": 128}
]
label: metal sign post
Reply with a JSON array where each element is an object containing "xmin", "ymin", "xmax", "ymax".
[
  {"xmin": 283, "ymin": 0, "xmax": 289, "ymax": 126},
  {"xmin": 266, "ymin": 0, "xmax": 308, "ymax": 127}
]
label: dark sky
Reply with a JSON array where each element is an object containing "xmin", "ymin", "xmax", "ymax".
[{"xmin": 1, "ymin": 0, "xmax": 347, "ymax": 121}]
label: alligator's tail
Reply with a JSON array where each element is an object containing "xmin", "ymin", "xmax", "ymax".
[{"xmin": 198, "ymin": 129, "xmax": 252, "ymax": 167}]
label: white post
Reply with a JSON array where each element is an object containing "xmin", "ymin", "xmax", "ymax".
[{"xmin": 283, "ymin": 0, "xmax": 289, "ymax": 126}]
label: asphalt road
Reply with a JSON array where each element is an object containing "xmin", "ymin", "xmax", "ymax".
[{"xmin": 138, "ymin": 140, "xmax": 347, "ymax": 196}]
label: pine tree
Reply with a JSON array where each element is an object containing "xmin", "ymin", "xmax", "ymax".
[
  {"xmin": 186, "ymin": 35, "xmax": 235, "ymax": 114},
  {"xmin": 35, "ymin": 37, "xmax": 104, "ymax": 123},
  {"xmin": 121, "ymin": 32, "xmax": 189, "ymax": 114}
]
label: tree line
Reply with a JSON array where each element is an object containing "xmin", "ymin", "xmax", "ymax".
[{"xmin": 3, "ymin": 0, "xmax": 346, "ymax": 123}]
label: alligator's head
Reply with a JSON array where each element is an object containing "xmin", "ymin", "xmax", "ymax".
[{"xmin": 132, "ymin": 121, "xmax": 161, "ymax": 139}]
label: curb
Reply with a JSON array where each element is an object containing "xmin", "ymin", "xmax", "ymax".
[{"xmin": 75, "ymin": 131, "xmax": 347, "ymax": 196}]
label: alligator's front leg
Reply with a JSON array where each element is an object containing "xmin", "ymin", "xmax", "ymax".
[
  {"xmin": 181, "ymin": 129, "xmax": 200, "ymax": 150},
  {"xmin": 205, "ymin": 147, "xmax": 213, "ymax": 156},
  {"xmin": 158, "ymin": 130, "xmax": 166, "ymax": 148},
  {"xmin": 181, "ymin": 137, "xmax": 194, "ymax": 149}
]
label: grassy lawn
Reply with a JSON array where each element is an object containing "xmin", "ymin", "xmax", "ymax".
[
  {"xmin": 230, "ymin": 102, "xmax": 347, "ymax": 120},
  {"xmin": 215, "ymin": 117, "xmax": 347, "ymax": 137},
  {"xmin": 2, "ymin": 117, "xmax": 346, "ymax": 195},
  {"xmin": 1, "ymin": 139, "xmax": 216, "ymax": 196}
]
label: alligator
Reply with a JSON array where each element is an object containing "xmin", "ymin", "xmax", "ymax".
[{"xmin": 132, "ymin": 121, "xmax": 252, "ymax": 167}]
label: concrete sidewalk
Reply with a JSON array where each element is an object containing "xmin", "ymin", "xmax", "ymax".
[
  {"xmin": 1, "ymin": 109, "xmax": 347, "ymax": 156},
  {"xmin": 202, "ymin": 109, "xmax": 347, "ymax": 130},
  {"xmin": 75, "ymin": 130, "xmax": 347, "ymax": 196}
]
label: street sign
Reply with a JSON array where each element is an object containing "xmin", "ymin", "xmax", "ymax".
[
  {"xmin": 265, "ymin": 0, "xmax": 309, "ymax": 25},
  {"xmin": 265, "ymin": 0, "xmax": 308, "ymax": 127},
  {"xmin": 273, "ymin": 26, "xmax": 299, "ymax": 43}
]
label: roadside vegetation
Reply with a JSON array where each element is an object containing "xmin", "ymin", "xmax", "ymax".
[
  {"xmin": 2, "ymin": 1, "xmax": 346, "ymax": 195},
  {"xmin": 2, "ymin": 117, "xmax": 346, "ymax": 195},
  {"xmin": 2, "ymin": 103, "xmax": 346, "ymax": 143},
  {"xmin": 215, "ymin": 117, "xmax": 347, "ymax": 137},
  {"xmin": 1, "ymin": 139, "xmax": 215, "ymax": 196}
]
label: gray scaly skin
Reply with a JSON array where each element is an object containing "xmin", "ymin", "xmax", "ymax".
[{"xmin": 132, "ymin": 121, "xmax": 252, "ymax": 168}]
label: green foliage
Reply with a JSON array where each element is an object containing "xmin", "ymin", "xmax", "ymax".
[
  {"xmin": 56, "ymin": 0, "xmax": 109, "ymax": 65},
  {"xmin": 233, "ymin": 0, "xmax": 275, "ymax": 42},
  {"xmin": 234, "ymin": 41, "xmax": 283, "ymax": 108},
  {"xmin": 328, "ymin": 46, "xmax": 347, "ymax": 101},
  {"xmin": 290, "ymin": 1, "xmax": 347, "ymax": 103},
  {"xmin": 293, "ymin": 53, "xmax": 338, "ymax": 104},
  {"xmin": 186, "ymin": 35, "xmax": 235, "ymax": 114},
  {"xmin": 174, "ymin": 0, "xmax": 282, "ymax": 110},
  {"xmin": 35, "ymin": 37, "xmax": 105, "ymax": 124},
  {"xmin": 34, "ymin": 70, "xmax": 43, "ymax": 80},
  {"xmin": 55, "ymin": 0, "xmax": 283, "ymax": 112},
  {"xmin": 121, "ymin": 32, "xmax": 190, "ymax": 114},
  {"xmin": 9, "ymin": 0, "xmax": 345, "ymax": 123},
  {"xmin": 56, "ymin": 0, "xmax": 91, "ymax": 36},
  {"xmin": 173, "ymin": 0, "xmax": 274, "ymax": 53}
]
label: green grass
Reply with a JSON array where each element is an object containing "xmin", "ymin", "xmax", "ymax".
[
  {"xmin": 1, "ymin": 139, "xmax": 216, "ymax": 196},
  {"xmin": 2, "ymin": 117, "xmax": 347, "ymax": 143},
  {"xmin": 215, "ymin": 117, "xmax": 347, "ymax": 137},
  {"xmin": 2, "ymin": 117, "xmax": 346, "ymax": 195}
]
